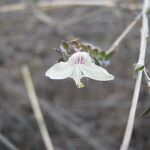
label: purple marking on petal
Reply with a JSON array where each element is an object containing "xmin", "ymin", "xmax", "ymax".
[{"xmin": 75, "ymin": 57, "xmax": 85, "ymax": 64}]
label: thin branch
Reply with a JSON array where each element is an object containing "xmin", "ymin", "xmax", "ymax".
[
  {"xmin": 0, "ymin": 0, "xmax": 142, "ymax": 14},
  {"xmin": 0, "ymin": 75, "xmax": 107, "ymax": 150},
  {"xmin": 0, "ymin": 0, "xmax": 117, "ymax": 13},
  {"xmin": 58, "ymin": 8, "xmax": 91, "ymax": 30},
  {"xmin": 0, "ymin": 133, "xmax": 19, "ymax": 150},
  {"xmin": 21, "ymin": 65, "xmax": 54, "ymax": 150},
  {"xmin": 120, "ymin": 72, "xmax": 142, "ymax": 150},
  {"xmin": 107, "ymin": 13, "xmax": 141, "ymax": 54},
  {"xmin": 33, "ymin": 8, "xmax": 55, "ymax": 26},
  {"xmin": 144, "ymin": 68, "xmax": 150, "ymax": 88},
  {"xmin": 2, "ymin": 76, "xmax": 107, "ymax": 150},
  {"xmin": 40, "ymin": 100, "xmax": 107, "ymax": 150},
  {"xmin": 120, "ymin": 0, "xmax": 149, "ymax": 150}
]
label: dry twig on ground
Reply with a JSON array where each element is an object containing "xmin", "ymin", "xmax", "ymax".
[
  {"xmin": 0, "ymin": 0, "xmax": 116, "ymax": 13},
  {"xmin": 0, "ymin": 133, "xmax": 19, "ymax": 150},
  {"xmin": 0, "ymin": 0, "xmax": 142, "ymax": 13},
  {"xmin": 21, "ymin": 65, "xmax": 54, "ymax": 150}
]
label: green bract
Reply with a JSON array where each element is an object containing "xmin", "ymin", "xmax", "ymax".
[{"xmin": 57, "ymin": 39, "xmax": 114, "ymax": 66}]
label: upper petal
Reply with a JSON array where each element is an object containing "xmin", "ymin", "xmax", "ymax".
[
  {"xmin": 45, "ymin": 61, "xmax": 73, "ymax": 79},
  {"xmin": 82, "ymin": 63, "xmax": 114, "ymax": 81},
  {"xmin": 68, "ymin": 52, "xmax": 92, "ymax": 65}
]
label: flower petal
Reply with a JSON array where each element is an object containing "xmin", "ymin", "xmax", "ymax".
[
  {"xmin": 45, "ymin": 62, "xmax": 73, "ymax": 79},
  {"xmin": 70, "ymin": 66, "xmax": 85, "ymax": 88},
  {"xmin": 82, "ymin": 63, "xmax": 114, "ymax": 81}
]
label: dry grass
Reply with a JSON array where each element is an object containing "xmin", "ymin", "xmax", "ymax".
[{"xmin": 0, "ymin": 0, "xmax": 149, "ymax": 150}]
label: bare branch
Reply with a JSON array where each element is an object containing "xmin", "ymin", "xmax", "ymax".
[
  {"xmin": 144, "ymin": 68, "xmax": 150, "ymax": 88},
  {"xmin": 40, "ymin": 100, "xmax": 107, "ymax": 150},
  {"xmin": 0, "ymin": 133, "xmax": 19, "ymax": 150},
  {"xmin": 33, "ymin": 8, "xmax": 55, "ymax": 26},
  {"xmin": 120, "ymin": 0, "xmax": 149, "ymax": 150},
  {"xmin": 21, "ymin": 65, "xmax": 54, "ymax": 150},
  {"xmin": 0, "ymin": 0, "xmax": 117, "ymax": 13},
  {"xmin": 107, "ymin": 13, "xmax": 141, "ymax": 54}
]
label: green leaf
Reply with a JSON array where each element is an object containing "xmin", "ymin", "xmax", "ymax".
[
  {"xmin": 97, "ymin": 51, "xmax": 106, "ymax": 59},
  {"xmin": 60, "ymin": 41, "xmax": 69, "ymax": 53},
  {"xmin": 99, "ymin": 51, "xmax": 106, "ymax": 56},
  {"xmin": 91, "ymin": 49, "xmax": 99, "ymax": 57},
  {"xmin": 139, "ymin": 107, "xmax": 150, "ymax": 116},
  {"xmin": 80, "ymin": 44, "xmax": 90, "ymax": 52},
  {"xmin": 134, "ymin": 64, "xmax": 144, "ymax": 72},
  {"xmin": 105, "ymin": 51, "xmax": 115, "ymax": 60}
]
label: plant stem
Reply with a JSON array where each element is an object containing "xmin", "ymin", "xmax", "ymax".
[
  {"xmin": 0, "ymin": 133, "xmax": 19, "ymax": 150},
  {"xmin": 21, "ymin": 65, "xmax": 54, "ymax": 150},
  {"xmin": 107, "ymin": 13, "xmax": 141, "ymax": 54},
  {"xmin": 0, "ymin": 0, "xmax": 116, "ymax": 13},
  {"xmin": 120, "ymin": 0, "xmax": 149, "ymax": 150}
]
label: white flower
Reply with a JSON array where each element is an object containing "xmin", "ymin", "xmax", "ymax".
[{"xmin": 45, "ymin": 52, "xmax": 114, "ymax": 88}]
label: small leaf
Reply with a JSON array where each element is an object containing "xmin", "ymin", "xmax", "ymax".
[
  {"xmin": 60, "ymin": 41, "xmax": 69, "ymax": 53},
  {"xmin": 97, "ymin": 51, "xmax": 106, "ymax": 60},
  {"xmin": 139, "ymin": 107, "xmax": 150, "ymax": 116},
  {"xmin": 105, "ymin": 51, "xmax": 115, "ymax": 60},
  {"xmin": 136, "ymin": 66, "xmax": 144, "ymax": 72},
  {"xmin": 134, "ymin": 64, "xmax": 144, "ymax": 72},
  {"xmin": 99, "ymin": 51, "xmax": 106, "ymax": 56},
  {"xmin": 80, "ymin": 44, "xmax": 90, "ymax": 52},
  {"xmin": 91, "ymin": 49, "xmax": 99, "ymax": 57}
]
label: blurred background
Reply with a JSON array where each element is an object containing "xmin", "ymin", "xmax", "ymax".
[{"xmin": 0, "ymin": 0, "xmax": 150, "ymax": 150}]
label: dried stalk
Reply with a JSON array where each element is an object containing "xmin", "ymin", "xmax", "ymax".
[
  {"xmin": 120, "ymin": 0, "xmax": 149, "ymax": 150},
  {"xmin": 0, "ymin": 0, "xmax": 116, "ymax": 13},
  {"xmin": 107, "ymin": 13, "xmax": 141, "ymax": 54},
  {"xmin": 21, "ymin": 65, "xmax": 54, "ymax": 150},
  {"xmin": 33, "ymin": 8, "xmax": 55, "ymax": 26},
  {"xmin": 144, "ymin": 68, "xmax": 150, "ymax": 88},
  {"xmin": 0, "ymin": 133, "xmax": 19, "ymax": 150},
  {"xmin": 0, "ymin": 0, "xmax": 142, "ymax": 14}
]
